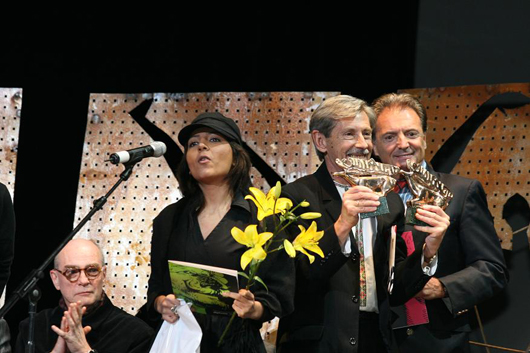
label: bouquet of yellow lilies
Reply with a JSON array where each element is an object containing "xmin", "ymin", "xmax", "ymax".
[{"xmin": 218, "ymin": 181, "xmax": 324, "ymax": 347}]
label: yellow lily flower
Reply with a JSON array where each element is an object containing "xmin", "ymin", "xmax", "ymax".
[
  {"xmin": 283, "ymin": 239, "xmax": 296, "ymax": 258},
  {"xmin": 245, "ymin": 182, "xmax": 293, "ymax": 221},
  {"xmin": 284, "ymin": 221, "xmax": 325, "ymax": 263},
  {"xmin": 300, "ymin": 212, "xmax": 322, "ymax": 220},
  {"xmin": 271, "ymin": 181, "xmax": 281, "ymax": 199},
  {"xmin": 231, "ymin": 225, "xmax": 273, "ymax": 270}
]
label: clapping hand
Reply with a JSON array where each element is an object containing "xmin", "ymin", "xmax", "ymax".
[{"xmin": 50, "ymin": 301, "xmax": 92, "ymax": 353}]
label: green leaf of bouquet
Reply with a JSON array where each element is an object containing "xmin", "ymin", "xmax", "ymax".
[
  {"xmin": 254, "ymin": 276, "xmax": 269, "ymax": 292},
  {"xmin": 238, "ymin": 271, "xmax": 250, "ymax": 280}
]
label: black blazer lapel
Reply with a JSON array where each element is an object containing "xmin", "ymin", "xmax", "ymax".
[
  {"xmin": 314, "ymin": 163, "xmax": 343, "ymax": 222},
  {"xmin": 313, "ymin": 163, "xmax": 360, "ymax": 252}
]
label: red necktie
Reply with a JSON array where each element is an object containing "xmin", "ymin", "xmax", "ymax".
[
  {"xmin": 394, "ymin": 179, "xmax": 408, "ymax": 193},
  {"xmin": 401, "ymin": 231, "xmax": 429, "ymax": 326}
]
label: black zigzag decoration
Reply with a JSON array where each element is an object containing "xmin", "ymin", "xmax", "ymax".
[
  {"xmin": 431, "ymin": 92, "xmax": 530, "ymax": 173},
  {"xmin": 128, "ymin": 98, "xmax": 285, "ymax": 186}
]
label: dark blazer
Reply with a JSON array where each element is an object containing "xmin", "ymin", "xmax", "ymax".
[
  {"xmin": 395, "ymin": 167, "xmax": 508, "ymax": 351},
  {"xmin": 146, "ymin": 194, "xmax": 295, "ymax": 352},
  {"xmin": 0, "ymin": 182, "xmax": 15, "ymax": 298},
  {"xmin": 277, "ymin": 163, "xmax": 430, "ymax": 353},
  {"xmin": 147, "ymin": 195, "xmax": 295, "ymax": 321}
]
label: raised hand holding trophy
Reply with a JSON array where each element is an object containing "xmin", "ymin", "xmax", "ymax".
[
  {"xmin": 334, "ymin": 157, "xmax": 401, "ymax": 218},
  {"xmin": 400, "ymin": 159, "xmax": 453, "ymax": 225}
]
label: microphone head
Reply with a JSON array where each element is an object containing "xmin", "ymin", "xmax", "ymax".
[{"xmin": 151, "ymin": 141, "xmax": 167, "ymax": 157}]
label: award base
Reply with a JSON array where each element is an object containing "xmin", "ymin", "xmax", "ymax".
[
  {"xmin": 360, "ymin": 196, "xmax": 389, "ymax": 219},
  {"xmin": 406, "ymin": 205, "xmax": 428, "ymax": 226}
]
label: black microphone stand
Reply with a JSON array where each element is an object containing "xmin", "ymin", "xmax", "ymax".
[{"xmin": 0, "ymin": 160, "xmax": 139, "ymax": 353}]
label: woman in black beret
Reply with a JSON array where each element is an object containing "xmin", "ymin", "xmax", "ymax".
[{"xmin": 146, "ymin": 112, "xmax": 294, "ymax": 353}]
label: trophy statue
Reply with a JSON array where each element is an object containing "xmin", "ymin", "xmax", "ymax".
[
  {"xmin": 334, "ymin": 157, "xmax": 401, "ymax": 219},
  {"xmin": 400, "ymin": 159, "xmax": 453, "ymax": 225}
]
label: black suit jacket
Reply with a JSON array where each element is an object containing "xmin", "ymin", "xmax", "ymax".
[
  {"xmin": 0, "ymin": 182, "xmax": 15, "ymax": 298},
  {"xmin": 277, "ymin": 163, "xmax": 430, "ymax": 353},
  {"xmin": 395, "ymin": 167, "xmax": 508, "ymax": 350}
]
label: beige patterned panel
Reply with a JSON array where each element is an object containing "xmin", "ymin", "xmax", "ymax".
[
  {"xmin": 401, "ymin": 84, "xmax": 530, "ymax": 250},
  {"xmin": 0, "ymin": 87, "xmax": 22, "ymax": 306},
  {"xmin": 75, "ymin": 94, "xmax": 174, "ymax": 313},
  {"xmin": 0, "ymin": 88, "xmax": 21, "ymax": 190},
  {"xmin": 74, "ymin": 92, "xmax": 337, "ymax": 314}
]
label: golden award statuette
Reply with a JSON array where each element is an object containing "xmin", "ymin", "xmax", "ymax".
[
  {"xmin": 334, "ymin": 157, "xmax": 401, "ymax": 219},
  {"xmin": 400, "ymin": 160, "xmax": 453, "ymax": 225}
]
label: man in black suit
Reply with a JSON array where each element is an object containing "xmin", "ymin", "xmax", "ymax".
[
  {"xmin": 372, "ymin": 92, "xmax": 508, "ymax": 352},
  {"xmin": 276, "ymin": 95, "xmax": 449, "ymax": 353}
]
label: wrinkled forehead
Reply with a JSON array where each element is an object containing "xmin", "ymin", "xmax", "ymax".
[
  {"xmin": 332, "ymin": 114, "xmax": 372, "ymax": 133},
  {"xmin": 374, "ymin": 106, "xmax": 423, "ymax": 134},
  {"xmin": 55, "ymin": 240, "xmax": 104, "ymax": 269},
  {"xmin": 56, "ymin": 253, "xmax": 103, "ymax": 270}
]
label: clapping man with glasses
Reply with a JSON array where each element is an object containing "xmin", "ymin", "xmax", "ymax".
[{"xmin": 15, "ymin": 239, "xmax": 154, "ymax": 353}]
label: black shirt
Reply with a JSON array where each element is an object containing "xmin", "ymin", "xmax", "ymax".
[
  {"xmin": 147, "ymin": 193, "xmax": 295, "ymax": 353},
  {"xmin": 16, "ymin": 294, "xmax": 154, "ymax": 353}
]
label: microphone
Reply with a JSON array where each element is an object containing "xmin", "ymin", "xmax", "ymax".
[{"xmin": 108, "ymin": 141, "xmax": 167, "ymax": 165}]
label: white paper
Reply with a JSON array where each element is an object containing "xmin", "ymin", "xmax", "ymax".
[
  {"xmin": 388, "ymin": 225, "xmax": 397, "ymax": 294},
  {"xmin": 149, "ymin": 300, "xmax": 202, "ymax": 353}
]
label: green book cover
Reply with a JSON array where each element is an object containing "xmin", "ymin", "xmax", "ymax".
[{"xmin": 168, "ymin": 260, "xmax": 239, "ymax": 315}]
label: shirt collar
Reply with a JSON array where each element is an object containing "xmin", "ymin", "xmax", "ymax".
[{"xmin": 232, "ymin": 190, "xmax": 251, "ymax": 213}]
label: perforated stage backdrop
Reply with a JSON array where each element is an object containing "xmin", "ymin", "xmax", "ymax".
[
  {"xmin": 0, "ymin": 87, "xmax": 22, "ymax": 306},
  {"xmin": 0, "ymin": 88, "xmax": 20, "ymax": 191},
  {"xmin": 73, "ymin": 91, "xmax": 337, "ymax": 315},
  {"xmin": 72, "ymin": 86, "xmax": 529, "ymax": 339}
]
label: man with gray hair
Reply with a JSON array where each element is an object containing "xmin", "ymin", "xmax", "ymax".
[
  {"xmin": 15, "ymin": 239, "xmax": 154, "ymax": 353},
  {"xmin": 277, "ymin": 95, "xmax": 448, "ymax": 352}
]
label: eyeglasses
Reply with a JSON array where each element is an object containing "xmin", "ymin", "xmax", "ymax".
[{"xmin": 54, "ymin": 265, "xmax": 103, "ymax": 283}]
